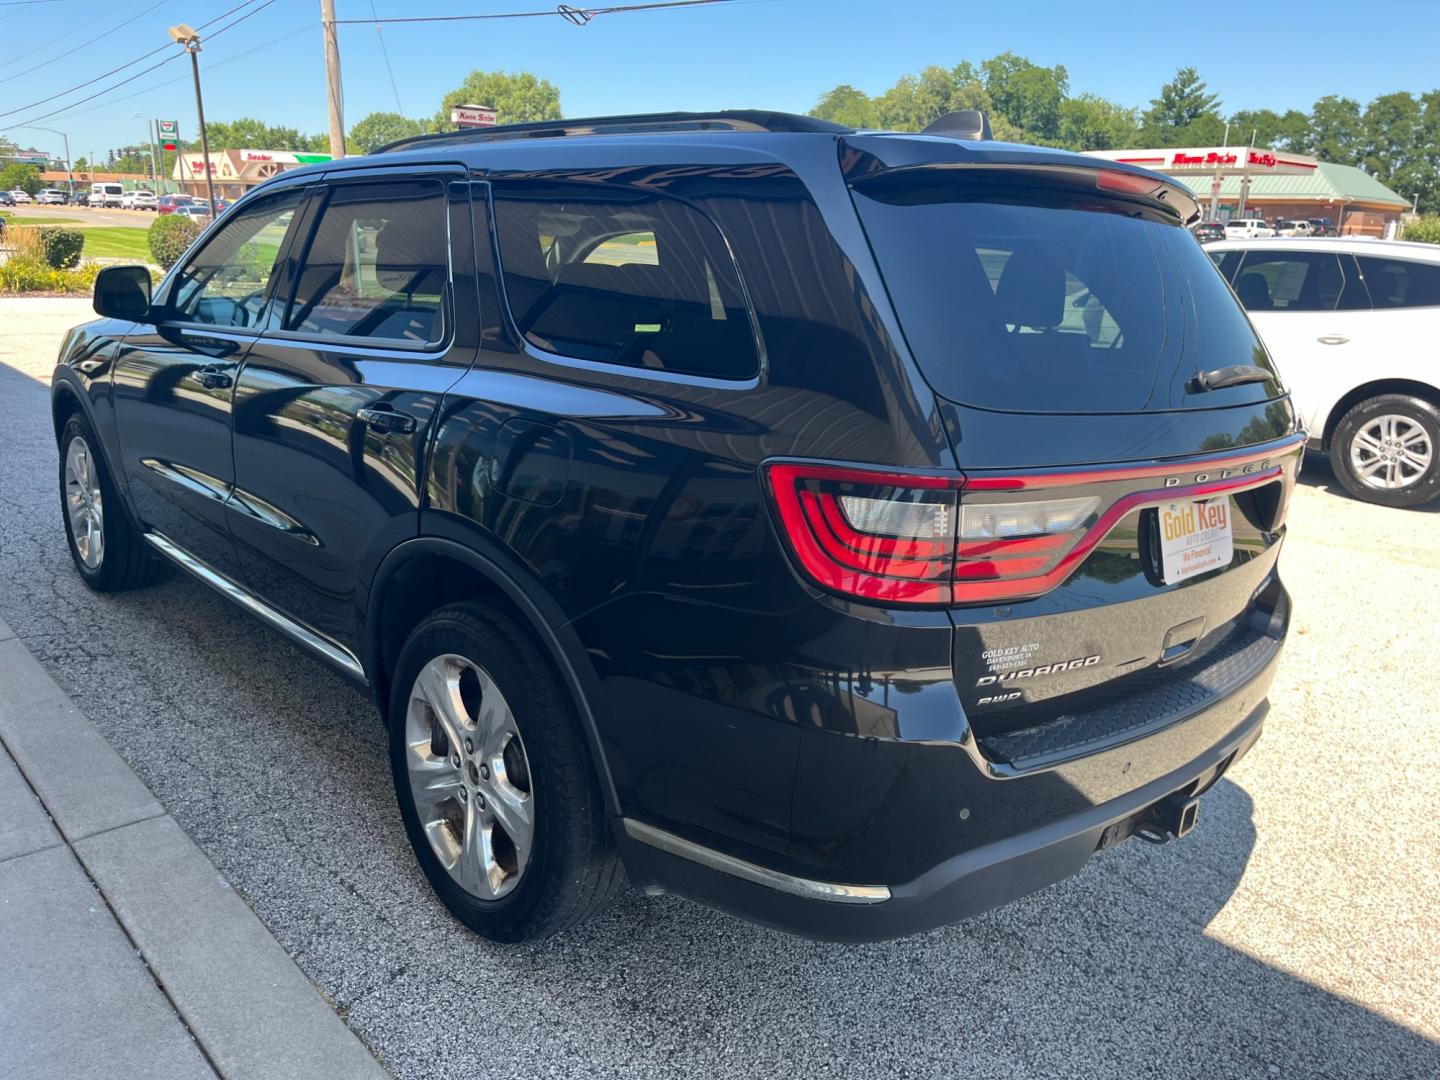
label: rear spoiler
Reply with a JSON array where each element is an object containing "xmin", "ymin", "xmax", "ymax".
[{"xmin": 841, "ymin": 141, "xmax": 1200, "ymax": 226}]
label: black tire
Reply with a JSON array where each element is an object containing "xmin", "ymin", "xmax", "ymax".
[
  {"xmin": 388, "ymin": 602, "xmax": 624, "ymax": 942},
  {"xmin": 57, "ymin": 413, "xmax": 158, "ymax": 591},
  {"xmin": 1330, "ymin": 394, "xmax": 1440, "ymax": 509}
]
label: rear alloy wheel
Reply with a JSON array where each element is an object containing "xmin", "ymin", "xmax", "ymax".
[
  {"xmin": 388, "ymin": 603, "xmax": 624, "ymax": 941},
  {"xmin": 1332, "ymin": 394, "xmax": 1440, "ymax": 508},
  {"xmin": 403, "ymin": 654, "xmax": 535, "ymax": 900}
]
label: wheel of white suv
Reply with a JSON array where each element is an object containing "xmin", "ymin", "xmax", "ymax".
[
  {"xmin": 1330, "ymin": 393, "xmax": 1440, "ymax": 509},
  {"xmin": 58, "ymin": 414, "xmax": 157, "ymax": 591},
  {"xmin": 387, "ymin": 602, "xmax": 623, "ymax": 942}
]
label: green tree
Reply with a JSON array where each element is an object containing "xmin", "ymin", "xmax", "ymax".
[
  {"xmin": 810, "ymin": 84, "xmax": 877, "ymax": 128},
  {"xmin": 1305, "ymin": 95, "xmax": 1364, "ymax": 164},
  {"xmin": 1057, "ymin": 93, "xmax": 1140, "ymax": 150},
  {"xmin": 1143, "ymin": 67, "xmax": 1224, "ymax": 144},
  {"xmin": 0, "ymin": 162, "xmax": 44, "ymax": 195},
  {"xmin": 981, "ymin": 52, "xmax": 1069, "ymax": 141},
  {"xmin": 1228, "ymin": 107, "xmax": 1310, "ymax": 150},
  {"xmin": 1361, "ymin": 92, "xmax": 1421, "ymax": 186},
  {"xmin": 349, "ymin": 112, "xmax": 429, "ymax": 154},
  {"xmin": 203, "ymin": 118, "xmax": 323, "ymax": 152},
  {"xmin": 434, "ymin": 70, "xmax": 561, "ymax": 130}
]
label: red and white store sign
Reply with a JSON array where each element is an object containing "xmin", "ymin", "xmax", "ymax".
[
  {"xmin": 450, "ymin": 105, "xmax": 498, "ymax": 129},
  {"xmin": 1085, "ymin": 146, "xmax": 1318, "ymax": 176}
]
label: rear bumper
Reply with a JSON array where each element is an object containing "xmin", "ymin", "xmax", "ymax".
[{"xmin": 617, "ymin": 683, "xmax": 1271, "ymax": 942}]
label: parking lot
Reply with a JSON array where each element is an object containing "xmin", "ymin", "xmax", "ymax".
[{"xmin": 1, "ymin": 297, "xmax": 1437, "ymax": 1079}]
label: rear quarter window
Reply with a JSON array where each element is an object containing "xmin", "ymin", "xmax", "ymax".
[{"xmin": 490, "ymin": 181, "xmax": 758, "ymax": 381}]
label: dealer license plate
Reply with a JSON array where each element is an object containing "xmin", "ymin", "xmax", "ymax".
[{"xmin": 1159, "ymin": 498, "xmax": 1233, "ymax": 584}]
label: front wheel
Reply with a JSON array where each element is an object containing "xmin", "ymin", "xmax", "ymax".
[
  {"xmin": 1330, "ymin": 394, "xmax": 1440, "ymax": 508},
  {"xmin": 58, "ymin": 414, "xmax": 158, "ymax": 590},
  {"xmin": 388, "ymin": 602, "xmax": 624, "ymax": 942}
]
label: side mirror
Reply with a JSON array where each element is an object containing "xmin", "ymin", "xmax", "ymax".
[{"xmin": 93, "ymin": 265, "xmax": 152, "ymax": 321}]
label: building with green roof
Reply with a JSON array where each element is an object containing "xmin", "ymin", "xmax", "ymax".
[{"xmin": 1173, "ymin": 161, "xmax": 1411, "ymax": 236}]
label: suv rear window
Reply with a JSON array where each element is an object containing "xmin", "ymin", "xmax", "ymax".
[
  {"xmin": 491, "ymin": 182, "xmax": 758, "ymax": 381},
  {"xmin": 852, "ymin": 172, "xmax": 1277, "ymax": 413}
]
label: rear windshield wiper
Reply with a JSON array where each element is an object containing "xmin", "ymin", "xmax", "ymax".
[{"xmin": 1189, "ymin": 365, "xmax": 1273, "ymax": 393}]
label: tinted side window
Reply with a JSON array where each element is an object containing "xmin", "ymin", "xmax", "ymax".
[
  {"xmin": 1356, "ymin": 256, "xmax": 1440, "ymax": 309},
  {"xmin": 170, "ymin": 188, "xmax": 303, "ymax": 327},
  {"xmin": 285, "ymin": 179, "xmax": 448, "ymax": 345},
  {"xmin": 1232, "ymin": 252, "xmax": 1366, "ymax": 312},
  {"xmin": 491, "ymin": 182, "xmax": 758, "ymax": 380},
  {"xmin": 1208, "ymin": 250, "xmax": 1242, "ymax": 281}
]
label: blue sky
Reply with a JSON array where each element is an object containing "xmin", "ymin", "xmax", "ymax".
[{"xmin": 2, "ymin": 0, "xmax": 1438, "ymax": 159}]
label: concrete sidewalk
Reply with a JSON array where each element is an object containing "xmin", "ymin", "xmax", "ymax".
[{"xmin": 0, "ymin": 615, "xmax": 391, "ymax": 1080}]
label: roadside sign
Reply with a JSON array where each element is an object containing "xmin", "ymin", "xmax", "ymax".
[
  {"xmin": 450, "ymin": 104, "xmax": 497, "ymax": 129},
  {"xmin": 158, "ymin": 119, "xmax": 179, "ymax": 140}
]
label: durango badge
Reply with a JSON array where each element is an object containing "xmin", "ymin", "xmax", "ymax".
[{"xmin": 976, "ymin": 654, "xmax": 1101, "ymax": 686}]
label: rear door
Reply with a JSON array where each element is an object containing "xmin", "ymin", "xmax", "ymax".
[
  {"xmin": 1227, "ymin": 249, "xmax": 1371, "ymax": 431},
  {"xmin": 228, "ymin": 169, "xmax": 477, "ymax": 651}
]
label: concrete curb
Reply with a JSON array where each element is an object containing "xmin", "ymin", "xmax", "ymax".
[{"xmin": 0, "ymin": 615, "xmax": 391, "ymax": 1080}]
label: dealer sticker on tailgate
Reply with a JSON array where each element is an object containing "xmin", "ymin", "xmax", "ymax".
[{"xmin": 1159, "ymin": 498, "xmax": 1233, "ymax": 584}]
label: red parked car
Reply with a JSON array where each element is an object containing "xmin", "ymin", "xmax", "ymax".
[{"xmin": 157, "ymin": 194, "xmax": 198, "ymax": 216}]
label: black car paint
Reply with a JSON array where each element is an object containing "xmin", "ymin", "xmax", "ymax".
[{"xmin": 52, "ymin": 126, "xmax": 1298, "ymax": 939}]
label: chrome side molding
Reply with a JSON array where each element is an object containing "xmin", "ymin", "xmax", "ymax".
[
  {"xmin": 622, "ymin": 819, "xmax": 891, "ymax": 905},
  {"xmin": 142, "ymin": 532, "xmax": 367, "ymax": 682}
]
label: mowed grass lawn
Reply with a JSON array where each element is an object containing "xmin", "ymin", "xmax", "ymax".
[
  {"xmin": 2, "ymin": 212, "xmax": 153, "ymax": 261},
  {"xmin": 77, "ymin": 227, "xmax": 151, "ymax": 260}
]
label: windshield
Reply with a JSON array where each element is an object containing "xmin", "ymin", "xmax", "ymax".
[{"xmin": 853, "ymin": 176, "xmax": 1280, "ymax": 413}]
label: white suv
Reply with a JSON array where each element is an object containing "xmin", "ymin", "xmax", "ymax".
[
  {"xmin": 121, "ymin": 189, "xmax": 158, "ymax": 210},
  {"xmin": 1225, "ymin": 218, "xmax": 1275, "ymax": 239},
  {"xmin": 1208, "ymin": 237, "xmax": 1440, "ymax": 507}
]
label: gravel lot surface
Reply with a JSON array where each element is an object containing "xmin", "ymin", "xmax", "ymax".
[{"xmin": 3, "ymin": 297, "xmax": 1437, "ymax": 1079}]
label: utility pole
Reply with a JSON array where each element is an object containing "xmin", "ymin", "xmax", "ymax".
[
  {"xmin": 321, "ymin": 0, "xmax": 346, "ymax": 159},
  {"xmin": 149, "ymin": 119, "xmax": 165, "ymax": 194},
  {"xmin": 170, "ymin": 24, "xmax": 216, "ymax": 217}
]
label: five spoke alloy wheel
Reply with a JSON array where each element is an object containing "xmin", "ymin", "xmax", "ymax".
[
  {"xmin": 1348, "ymin": 413, "xmax": 1433, "ymax": 491},
  {"xmin": 404, "ymin": 653, "xmax": 535, "ymax": 900},
  {"xmin": 64, "ymin": 434, "xmax": 104, "ymax": 569}
]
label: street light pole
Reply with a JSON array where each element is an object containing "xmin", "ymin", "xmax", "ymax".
[
  {"xmin": 15, "ymin": 125, "xmax": 72, "ymax": 196},
  {"xmin": 170, "ymin": 24, "xmax": 216, "ymax": 217}
]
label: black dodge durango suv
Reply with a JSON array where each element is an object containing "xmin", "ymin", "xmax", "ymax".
[{"xmin": 52, "ymin": 111, "xmax": 1301, "ymax": 942}]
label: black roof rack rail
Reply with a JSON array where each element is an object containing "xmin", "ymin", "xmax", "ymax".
[{"xmin": 372, "ymin": 110, "xmax": 851, "ymax": 154}]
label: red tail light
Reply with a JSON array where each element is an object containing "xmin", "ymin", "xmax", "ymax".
[{"xmin": 764, "ymin": 445, "xmax": 1298, "ymax": 607}]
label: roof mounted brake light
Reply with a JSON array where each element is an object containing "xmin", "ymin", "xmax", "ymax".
[{"xmin": 1096, "ymin": 170, "xmax": 1166, "ymax": 197}]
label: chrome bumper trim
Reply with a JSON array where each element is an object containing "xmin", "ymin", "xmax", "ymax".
[{"xmin": 622, "ymin": 819, "xmax": 891, "ymax": 905}]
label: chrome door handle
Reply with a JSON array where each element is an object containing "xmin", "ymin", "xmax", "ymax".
[
  {"xmin": 357, "ymin": 406, "xmax": 417, "ymax": 434},
  {"xmin": 1316, "ymin": 335, "xmax": 1349, "ymax": 345}
]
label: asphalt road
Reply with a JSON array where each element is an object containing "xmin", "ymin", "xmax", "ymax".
[
  {"xmin": 4, "ymin": 204, "xmax": 154, "ymax": 228},
  {"xmin": 2, "ymin": 298, "xmax": 1437, "ymax": 1080}
]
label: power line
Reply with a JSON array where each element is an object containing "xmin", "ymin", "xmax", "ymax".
[
  {"xmin": 0, "ymin": 0, "xmax": 171, "ymax": 86},
  {"xmin": 0, "ymin": 0, "xmax": 281, "ymax": 131},
  {"xmin": 23, "ymin": 21, "xmax": 312, "ymax": 127},
  {"xmin": 329, "ymin": 0, "xmax": 736, "ymax": 26},
  {"xmin": 0, "ymin": 0, "xmax": 268, "ymax": 121},
  {"xmin": 368, "ymin": 0, "xmax": 404, "ymax": 114}
]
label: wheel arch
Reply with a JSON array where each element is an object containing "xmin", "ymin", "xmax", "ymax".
[
  {"xmin": 1322, "ymin": 378, "xmax": 1440, "ymax": 450},
  {"xmin": 364, "ymin": 536, "xmax": 621, "ymax": 815}
]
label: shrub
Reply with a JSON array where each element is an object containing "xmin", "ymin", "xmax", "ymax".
[
  {"xmin": 36, "ymin": 227, "xmax": 85, "ymax": 268},
  {"xmin": 148, "ymin": 214, "xmax": 200, "ymax": 269},
  {"xmin": 1402, "ymin": 215, "xmax": 1440, "ymax": 245},
  {"xmin": 0, "ymin": 254, "xmax": 103, "ymax": 294}
]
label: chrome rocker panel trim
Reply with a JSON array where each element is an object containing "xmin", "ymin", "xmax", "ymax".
[
  {"xmin": 142, "ymin": 531, "xmax": 366, "ymax": 681},
  {"xmin": 622, "ymin": 819, "xmax": 891, "ymax": 905}
]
